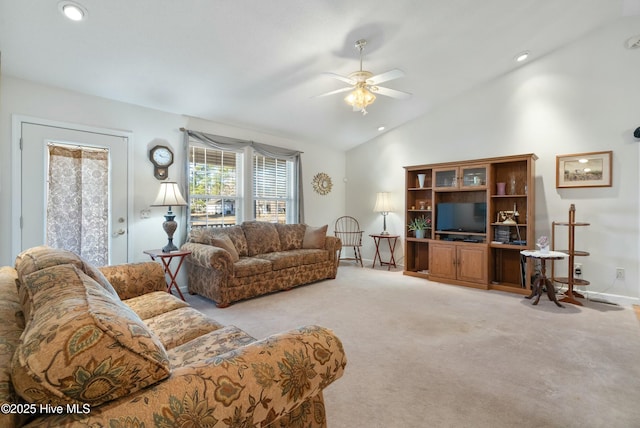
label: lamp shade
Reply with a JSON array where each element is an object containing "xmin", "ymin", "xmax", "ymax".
[
  {"xmin": 152, "ymin": 182, "xmax": 187, "ymax": 207},
  {"xmin": 373, "ymin": 192, "xmax": 392, "ymax": 213}
]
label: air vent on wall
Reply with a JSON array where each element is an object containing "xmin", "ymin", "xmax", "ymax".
[{"xmin": 626, "ymin": 35, "xmax": 640, "ymax": 49}]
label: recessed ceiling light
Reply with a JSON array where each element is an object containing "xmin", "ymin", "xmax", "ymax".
[
  {"xmin": 58, "ymin": 1, "xmax": 87, "ymax": 21},
  {"xmin": 377, "ymin": 126, "xmax": 385, "ymax": 131},
  {"xmin": 514, "ymin": 51, "xmax": 530, "ymax": 62}
]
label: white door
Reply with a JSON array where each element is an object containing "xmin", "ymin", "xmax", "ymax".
[{"xmin": 18, "ymin": 120, "xmax": 130, "ymax": 264}]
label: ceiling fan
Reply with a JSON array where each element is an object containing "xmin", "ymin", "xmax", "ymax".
[{"xmin": 315, "ymin": 39, "xmax": 411, "ymax": 115}]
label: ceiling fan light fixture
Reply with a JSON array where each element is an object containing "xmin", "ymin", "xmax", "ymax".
[{"xmin": 345, "ymin": 85, "xmax": 376, "ymax": 114}]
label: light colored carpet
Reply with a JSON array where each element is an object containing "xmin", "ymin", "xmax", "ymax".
[{"xmin": 184, "ymin": 264, "xmax": 640, "ymax": 428}]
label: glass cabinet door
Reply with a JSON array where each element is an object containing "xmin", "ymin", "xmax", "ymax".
[
  {"xmin": 434, "ymin": 165, "xmax": 487, "ymax": 189},
  {"xmin": 460, "ymin": 166, "xmax": 487, "ymax": 189},
  {"xmin": 434, "ymin": 169, "xmax": 457, "ymax": 189}
]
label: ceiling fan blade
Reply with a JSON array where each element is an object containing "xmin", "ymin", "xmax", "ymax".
[
  {"xmin": 366, "ymin": 69, "xmax": 405, "ymax": 85},
  {"xmin": 322, "ymin": 72, "xmax": 356, "ymax": 85},
  {"xmin": 369, "ymin": 86, "xmax": 412, "ymax": 99},
  {"xmin": 311, "ymin": 86, "xmax": 353, "ymax": 98}
]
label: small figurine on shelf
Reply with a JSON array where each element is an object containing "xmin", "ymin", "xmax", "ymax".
[
  {"xmin": 408, "ymin": 216, "xmax": 431, "ymax": 239},
  {"xmin": 536, "ymin": 236, "xmax": 550, "ymax": 254}
]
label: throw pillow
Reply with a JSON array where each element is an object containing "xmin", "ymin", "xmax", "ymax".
[
  {"xmin": 12, "ymin": 264, "xmax": 171, "ymax": 406},
  {"xmin": 275, "ymin": 223, "xmax": 306, "ymax": 250},
  {"xmin": 302, "ymin": 224, "xmax": 328, "ymax": 249},
  {"xmin": 242, "ymin": 221, "xmax": 281, "ymax": 256},
  {"xmin": 211, "ymin": 234, "xmax": 240, "ymax": 262}
]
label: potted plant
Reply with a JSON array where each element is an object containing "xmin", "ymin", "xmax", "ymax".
[{"xmin": 408, "ymin": 215, "xmax": 431, "ymax": 239}]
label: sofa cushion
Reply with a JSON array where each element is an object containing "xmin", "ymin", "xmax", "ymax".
[
  {"xmin": 242, "ymin": 221, "xmax": 281, "ymax": 256},
  {"xmin": 98, "ymin": 262, "xmax": 167, "ymax": 300},
  {"xmin": 275, "ymin": 223, "xmax": 306, "ymax": 250},
  {"xmin": 15, "ymin": 246, "xmax": 117, "ymax": 320},
  {"xmin": 303, "ymin": 224, "xmax": 328, "ymax": 249},
  {"xmin": 143, "ymin": 307, "xmax": 224, "ymax": 350},
  {"xmin": 211, "ymin": 234, "xmax": 240, "ymax": 262},
  {"xmin": 233, "ymin": 257, "xmax": 272, "ymax": 278},
  {"xmin": 188, "ymin": 226, "xmax": 249, "ymax": 257},
  {"xmin": 255, "ymin": 251, "xmax": 303, "ymax": 271},
  {"xmin": 123, "ymin": 291, "xmax": 190, "ymax": 320},
  {"xmin": 298, "ymin": 249, "xmax": 330, "ymax": 265},
  {"xmin": 168, "ymin": 325, "xmax": 255, "ymax": 367},
  {"xmin": 12, "ymin": 264, "xmax": 171, "ymax": 406}
]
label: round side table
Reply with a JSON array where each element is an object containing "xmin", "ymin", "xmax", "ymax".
[{"xmin": 520, "ymin": 250, "xmax": 567, "ymax": 308}]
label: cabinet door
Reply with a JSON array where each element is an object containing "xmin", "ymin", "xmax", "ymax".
[
  {"xmin": 457, "ymin": 245, "xmax": 487, "ymax": 284},
  {"xmin": 433, "ymin": 168, "xmax": 457, "ymax": 190},
  {"xmin": 460, "ymin": 165, "xmax": 487, "ymax": 189},
  {"xmin": 429, "ymin": 243, "xmax": 457, "ymax": 279},
  {"xmin": 434, "ymin": 165, "xmax": 487, "ymax": 190}
]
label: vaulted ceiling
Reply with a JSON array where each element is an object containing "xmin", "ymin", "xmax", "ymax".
[{"xmin": 1, "ymin": 1, "xmax": 637, "ymax": 150}]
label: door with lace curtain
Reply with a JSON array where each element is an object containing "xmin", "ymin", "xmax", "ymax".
[{"xmin": 18, "ymin": 121, "xmax": 129, "ymax": 265}]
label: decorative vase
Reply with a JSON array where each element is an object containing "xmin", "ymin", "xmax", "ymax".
[
  {"xmin": 538, "ymin": 245, "xmax": 549, "ymax": 254},
  {"xmin": 496, "ymin": 182, "xmax": 506, "ymax": 195},
  {"xmin": 417, "ymin": 174, "xmax": 426, "ymax": 188},
  {"xmin": 415, "ymin": 229, "xmax": 425, "ymax": 239},
  {"xmin": 509, "ymin": 174, "xmax": 517, "ymax": 195}
]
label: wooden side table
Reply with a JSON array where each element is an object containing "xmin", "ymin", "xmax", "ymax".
[
  {"xmin": 369, "ymin": 234, "xmax": 400, "ymax": 270},
  {"xmin": 520, "ymin": 249, "xmax": 567, "ymax": 308},
  {"xmin": 143, "ymin": 249, "xmax": 191, "ymax": 301}
]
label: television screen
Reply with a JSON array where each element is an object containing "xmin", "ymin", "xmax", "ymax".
[{"xmin": 436, "ymin": 202, "xmax": 486, "ymax": 233}]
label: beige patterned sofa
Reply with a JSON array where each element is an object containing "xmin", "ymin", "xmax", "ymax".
[
  {"xmin": 0, "ymin": 246, "xmax": 347, "ymax": 427},
  {"xmin": 182, "ymin": 222, "xmax": 341, "ymax": 307}
]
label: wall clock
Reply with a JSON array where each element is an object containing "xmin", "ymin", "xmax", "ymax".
[
  {"xmin": 149, "ymin": 145, "xmax": 174, "ymax": 180},
  {"xmin": 312, "ymin": 172, "xmax": 332, "ymax": 195}
]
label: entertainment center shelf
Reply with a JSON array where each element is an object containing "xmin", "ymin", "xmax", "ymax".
[{"xmin": 404, "ymin": 154, "xmax": 537, "ymax": 295}]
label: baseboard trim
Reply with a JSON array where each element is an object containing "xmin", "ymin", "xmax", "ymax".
[{"xmin": 575, "ymin": 290, "xmax": 640, "ymax": 308}]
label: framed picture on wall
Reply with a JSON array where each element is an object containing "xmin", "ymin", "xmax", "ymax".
[{"xmin": 556, "ymin": 151, "xmax": 612, "ymax": 188}]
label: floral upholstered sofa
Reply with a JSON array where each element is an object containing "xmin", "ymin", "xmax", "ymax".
[
  {"xmin": 181, "ymin": 221, "xmax": 341, "ymax": 307},
  {"xmin": 0, "ymin": 246, "xmax": 347, "ymax": 427}
]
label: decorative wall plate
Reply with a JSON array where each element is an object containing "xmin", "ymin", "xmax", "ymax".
[{"xmin": 312, "ymin": 172, "xmax": 333, "ymax": 195}]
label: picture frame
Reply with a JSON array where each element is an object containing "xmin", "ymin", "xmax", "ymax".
[{"xmin": 556, "ymin": 151, "xmax": 612, "ymax": 188}]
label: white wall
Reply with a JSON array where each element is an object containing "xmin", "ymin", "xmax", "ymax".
[
  {"xmin": 347, "ymin": 17, "xmax": 640, "ymax": 303},
  {"xmin": 0, "ymin": 76, "xmax": 345, "ymax": 265}
]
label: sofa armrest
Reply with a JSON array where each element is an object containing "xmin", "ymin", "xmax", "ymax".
[
  {"xmin": 25, "ymin": 325, "xmax": 347, "ymax": 427},
  {"xmin": 98, "ymin": 262, "xmax": 167, "ymax": 300},
  {"xmin": 181, "ymin": 242, "xmax": 234, "ymax": 272},
  {"xmin": 325, "ymin": 236, "xmax": 342, "ymax": 261}
]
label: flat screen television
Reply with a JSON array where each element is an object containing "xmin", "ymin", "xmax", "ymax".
[{"xmin": 436, "ymin": 202, "xmax": 487, "ymax": 233}]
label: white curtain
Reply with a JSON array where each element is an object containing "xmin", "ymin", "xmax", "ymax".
[{"xmin": 47, "ymin": 144, "xmax": 109, "ymax": 266}]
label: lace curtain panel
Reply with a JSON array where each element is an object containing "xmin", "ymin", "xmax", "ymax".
[{"xmin": 47, "ymin": 144, "xmax": 109, "ymax": 266}]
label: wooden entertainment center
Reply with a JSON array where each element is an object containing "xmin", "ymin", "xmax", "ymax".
[{"xmin": 404, "ymin": 153, "xmax": 537, "ymax": 295}]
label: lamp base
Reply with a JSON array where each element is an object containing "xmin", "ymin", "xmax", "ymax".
[
  {"xmin": 380, "ymin": 231, "xmax": 390, "ymax": 235},
  {"xmin": 161, "ymin": 212, "xmax": 178, "ymax": 253},
  {"xmin": 162, "ymin": 240, "xmax": 178, "ymax": 253}
]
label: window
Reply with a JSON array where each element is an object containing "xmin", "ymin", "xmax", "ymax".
[
  {"xmin": 253, "ymin": 154, "xmax": 295, "ymax": 224},
  {"xmin": 188, "ymin": 146, "xmax": 242, "ymax": 227},
  {"xmin": 185, "ymin": 130, "xmax": 302, "ymax": 228}
]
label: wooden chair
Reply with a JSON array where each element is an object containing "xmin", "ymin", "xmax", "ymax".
[{"xmin": 334, "ymin": 216, "xmax": 363, "ymax": 267}]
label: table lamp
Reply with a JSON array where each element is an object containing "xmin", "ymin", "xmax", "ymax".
[
  {"xmin": 152, "ymin": 182, "xmax": 187, "ymax": 252},
  {"xmin": 373, "ymin": 192, "xmax": 393, "ymax": 235}
]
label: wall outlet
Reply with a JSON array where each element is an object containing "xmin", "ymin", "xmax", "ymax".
[
  {"xmin": 616, "ymin": 267, "xmax": 625, "ymax": 279},
  {"xmin": 140, "ymin": 208, "xmax": 151, "ymax": 219},
  {"xmin": 574, "ymin": 263, "xmax": 582, "ymax": 276}
]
